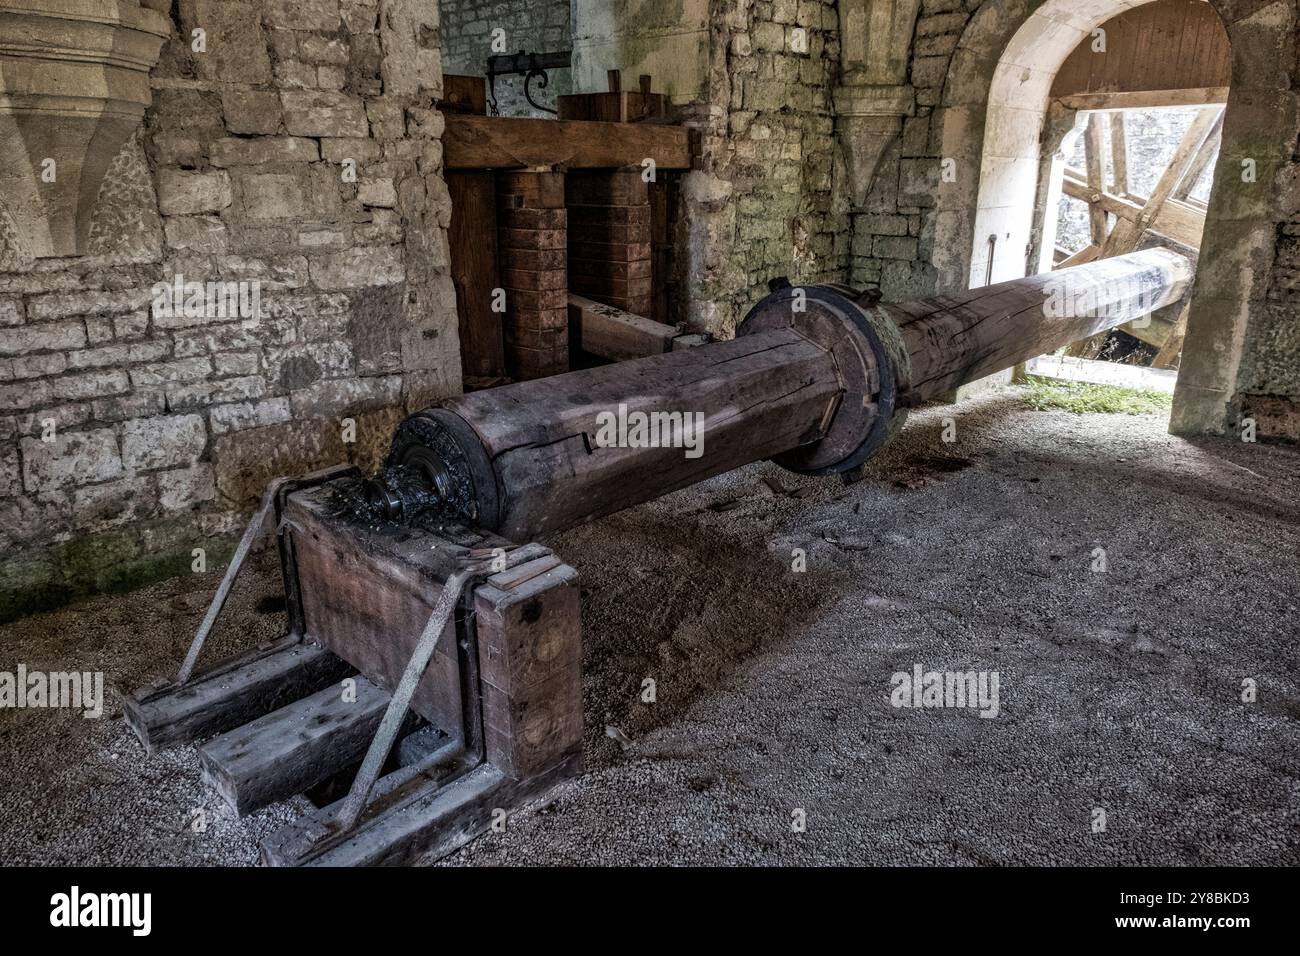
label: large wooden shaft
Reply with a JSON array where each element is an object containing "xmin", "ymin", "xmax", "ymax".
[
  {"xmin": 393, "ymin": 328, "xmax": 844, "ymax": 539},
  {"xmin": 889, "ymin": 248, "xmax": 1192, "ymax": 403},
  {"xmin": 376, "ymin": 249, "xmax": 1190, "ymax": 539}
]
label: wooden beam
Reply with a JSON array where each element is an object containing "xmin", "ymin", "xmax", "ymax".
[
  {"xmin": 570, "ymin": 294, "xmax": 676, "ymax": 359},
  {"xmin": 1061, "ymin": 172, "xmax": 1205, "ymax": 248},
  {"xmin": 897, "ymin": 249, "xmax": 1190, "ymax": 399},
  {"xmin": 569, "ymin": 293, "xmax": 704, "ymax": 360},
  {"xmin": 1173, "ymin": 111, "xmax": 1224, "ymax": 202},
  {"xmin": 1055, "ymin": 87, "xmax": 1228, "ymax": 112},
  {"xmin": 1083, "ymin": 115, "xmax": 1109, "ymax": 247},
  {"xmin": 1057, "ymin": 244, "xmax": 1100, "ymax": 269},
  {"xmin": 262, "ymin": 754, "xmax": 580, "ymax": 867},
  {"xmin": 444, "ymin": 114, "xmax": 692, "ymax": 170},
  {"xmin": 1152, "ymin": 302, "xmax": 1191, "ymax": 368},
  {"xmin": 1108, "ymin": 113, "xmax": 1128, "ymax": 197},
  {"xmin": 1101, "ymin": 107, "xmax": 1220, "ymax": 257},
  {"xmin": 198, "ymin": 675, "xmax": 399, "ymax": 816},
  {"xmin": 123, "ymin": 640, "xmax": 353, "ymax": 754},
  {"xmin": 447, "ymin": 171, "xmax": 505, "ymax": 379}
]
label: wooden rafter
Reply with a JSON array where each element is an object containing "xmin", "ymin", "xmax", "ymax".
[
  {"xmin": 1109, "ymin": 113, "xmax": 1129, "ymax": 197},
  {"xmin": 1055, "ymin": 87, "xmax": 1229, "ymax": 112},
  {"xmin": 1173, "ymin": 111, "xmax": 1224, "ymax": 202},
  {"xmin": 1099, "ymin": 106, "xmax": 1221, "ymax": 257}
]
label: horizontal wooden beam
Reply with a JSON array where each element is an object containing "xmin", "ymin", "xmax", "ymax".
[
  {"xmin": 444, "ymin": 115, "xmax": 692, "ymax": 170},
  {"xmin": 569, "ymin": 294, "xmax": 704, "ymax": 360},
  {"xmin": 198, "ymin": 675, "xmax": 398, "ymax": 816},
  {"xmin": 1061, "ymin": 171, "xmax": 1205, "ymax": 248},
  {"xmin": 1054, "ymin": 87, "xmax": 1228, "ymax": 113},
  {"xmin": 123, "ymin": 640, "xmax": 353, "ymax": 754},
  {"xmin": 1056, "ymin": 244, "xmax": 1100, "ymax": 268}
]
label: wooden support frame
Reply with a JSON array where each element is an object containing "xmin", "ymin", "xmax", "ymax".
[
  {"xmin": 1100, "ymin": 107, "xmax": 1221, "ymax": 257},
  {"xmin": 1056, "ymin": 104, "xmax": 1221, "ymax": 357},
  {"xmin": 1060, "ymin": 172, "xmax": 1206, "ymax": 249}
]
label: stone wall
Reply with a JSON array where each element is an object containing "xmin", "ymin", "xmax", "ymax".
[
  {"xmin": 845, "ymin": 0, "xmax": 955, "ymax": 302},
  {"xmin": 0, "ymin": 0, "xmax": 457, "ymax": 621},
  {"xmin": 439, "ymin": 0, "xmax": 572, "ymax": 116},
  {"xmin": 684, "ymin": 0, "xmax": 852, "ymax": 336}
]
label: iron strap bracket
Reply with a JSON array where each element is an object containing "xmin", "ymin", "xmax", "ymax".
[{"xmin": 174, "ymin": 464, "xmax": 360, "ymax": 686}]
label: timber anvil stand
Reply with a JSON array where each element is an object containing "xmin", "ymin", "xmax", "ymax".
[
  {"xmin": 125, "ymin": 465, "xmax": 581, "ymax": 866},
  {"xmin": 126, "ymin": 248, "xmax": 1191, "ymax": 865}
]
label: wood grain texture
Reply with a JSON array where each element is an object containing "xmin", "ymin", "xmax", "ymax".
[
  {"xmin": 441, "ymin": 327, "xmax": 843, "ymax": 539},
  {"xmin": 448, "ymin": 171, "xmax": 505, "ymax": 379},
  {"xmin": 892, "ymin": 249, "xmax": 1192, "ymax": 402},
  {"xmin": 198, "ymin": 675, "xmax": 395, "ymax": 816},
  {"xmin": 123, "ymin": 640, "xmax": 353, "ymax": 754},
  {"xmin": 444, "ymin": 115, "xmax": 691, "ymax": 170},
  {"xmin": 286, "ymin": 492, "xmax": 469, "ymax": 732},
  {"xmin": 569, "ymin": 293, "xmax": 680, "ymax": 360},
  {"xmin": 1051, "ymin": 0, "xmax": 1230, "ymax": 98}
]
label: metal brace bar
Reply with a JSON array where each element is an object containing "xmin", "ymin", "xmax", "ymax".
[
  {"xmin": 333, "ymin": 567, "xmax": 478, "ymax": 835},
  {"xmin": 175, "ymin": 482, "xmax": 282, "ymax": 685},
  {"xmin": 175, "ymin": 464, "xmax": 359, "ymax": 686}
]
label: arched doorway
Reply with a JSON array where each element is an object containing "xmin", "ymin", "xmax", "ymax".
[{"xmin": 929, "ymin": 0, "xmax": 1297, "ymax": 435}]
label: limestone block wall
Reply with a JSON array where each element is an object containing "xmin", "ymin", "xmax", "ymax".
[
  {"xmin": 571, "ymin": 0, "xmax": 712, "ymax": 104},
  {"xmin": 684, "ymin": 0, "xmax": 852, "ymax": 336},
  {"xmin": 844, "ymin": 0, "xmax": 957, "ymax": 302},
  {"xmin": 439, "ymin": 0, "xmax": 572, "ymax": 116},
  {"xmin": 0, "ymin": 0, "xmax": 458, "ymax": 620}
]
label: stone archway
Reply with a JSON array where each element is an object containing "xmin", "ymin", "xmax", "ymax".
[{"xmin": 929, "ymin": 0, "xmax": 1298, "ymax": 435}]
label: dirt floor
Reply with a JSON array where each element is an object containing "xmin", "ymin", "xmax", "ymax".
[{"xmin": 2, "ymin": 385, "xmax": 1298, "ymax": 866}]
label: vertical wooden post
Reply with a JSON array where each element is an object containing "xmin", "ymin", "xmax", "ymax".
[
  {"xmin": 1084, "ymin": 114, "xmax": 1109, "ymax": 247},
  {"xmin": 448, "ymin": 170, "xmax": 505, "ymax": 382},
  {"xmin": 496, "ymin": 169, "xmax": 570, "ymax": 380},
  {"xmin": 1108, "ymin": 113, "xmax": 1129, "ymax": 198}
]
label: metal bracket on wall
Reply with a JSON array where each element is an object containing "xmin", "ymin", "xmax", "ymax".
[{"xmin": 485, "ymin": 49, "xmax": 572, "ymax": 115}]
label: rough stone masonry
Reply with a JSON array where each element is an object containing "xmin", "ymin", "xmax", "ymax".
[{"xmin": 0, "ymin": 0, "xmax": 457, "ymax": 620}]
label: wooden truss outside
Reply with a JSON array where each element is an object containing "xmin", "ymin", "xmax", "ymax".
[{"xmin": 1051, "ymin": 90, "xmax": 1224, "ymax": 368}]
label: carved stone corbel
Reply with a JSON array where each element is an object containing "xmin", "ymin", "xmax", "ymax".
[{"xmin": 0, "ymin": 1, "xmax": 170, "ymax": 258}]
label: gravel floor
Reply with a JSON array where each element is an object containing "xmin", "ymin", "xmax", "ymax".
[{"xmin": 2, "ymin": 386, "xmax": 1298, "ymax": 866}]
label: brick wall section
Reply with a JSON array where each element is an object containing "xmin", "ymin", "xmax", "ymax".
[
  {"xmin": 686, "ymin": 0, "xmax": 851, "ymax": 336},
  {"xmin": 567, "ymin": 171, "xmax": 654, "ymax": 316},
  {"xmin": 438, "ymin": 0, "xmax": 571, "ymax": 117},
  {"xmin": 0, "ymin": 0, "xmax": 457, "ymax": 620},
  {"xmin": 496, "ymin": 172, "xmax": 569, "ymax": 379}
]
